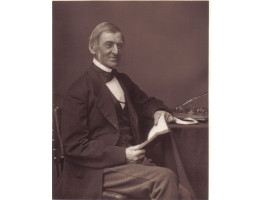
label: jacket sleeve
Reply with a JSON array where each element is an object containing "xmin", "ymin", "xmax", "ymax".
[
  {"xmin": 122, "ymin": 74, "xmax": 171, "ymax": 119},
  {"xmin": 61, "ymin": 77, "xmax": 126, "ymax": 169}
]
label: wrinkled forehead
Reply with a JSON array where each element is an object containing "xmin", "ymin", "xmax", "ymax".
[{"xmin": 98, "ymin": 31, "xmax": 125, "ymax": 43}]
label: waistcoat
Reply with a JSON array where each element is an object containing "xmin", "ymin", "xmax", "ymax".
[{"xmin": 109, "ymin": 92, "xmax": 135, "ymax": 147}]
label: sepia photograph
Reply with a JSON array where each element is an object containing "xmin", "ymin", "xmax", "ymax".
[
  {"xmin": 2, "ymin": 1, "xmax": 263, "ymax": 200},
  {"xmin": 52, "ymin": 1, "xmax": 208, "ymax": 199}
]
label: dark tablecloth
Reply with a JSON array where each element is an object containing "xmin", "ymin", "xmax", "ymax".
[{"xmin": 165, "ymin": 123, "xmax": 208, "ymax": 200}]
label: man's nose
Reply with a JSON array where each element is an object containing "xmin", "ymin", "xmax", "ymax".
[{"xmin": 112, "ymin": 44, "xmax": 119, "ymax": 55}]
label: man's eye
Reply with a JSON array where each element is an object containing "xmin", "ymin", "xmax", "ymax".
[{"xmin": 105, "ymin": 43, "xmax": 113, "ymax": 48}]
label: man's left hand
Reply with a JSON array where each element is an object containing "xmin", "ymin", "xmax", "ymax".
[{"xmin": 153, "ymin": 110, "xmax": 174, "ymax": 125}]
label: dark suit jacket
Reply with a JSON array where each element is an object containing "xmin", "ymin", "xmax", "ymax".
[{"xmin": 56, "ymin": 64, "xmax": 167, "ymax": 199}]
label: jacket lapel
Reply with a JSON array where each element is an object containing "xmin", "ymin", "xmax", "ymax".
[{"xmin": 87, "ymin": 65, "xmax": 119, "ymax": 131}]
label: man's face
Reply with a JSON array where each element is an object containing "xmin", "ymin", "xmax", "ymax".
[{"xmin": 94, "ymin": 31, "xmax": 124, "ymax": 69}]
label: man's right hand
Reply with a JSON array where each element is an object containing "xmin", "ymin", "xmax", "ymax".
[{"xmin": 125, "ymin": 145, "xmax": 145, "ymax": 164}]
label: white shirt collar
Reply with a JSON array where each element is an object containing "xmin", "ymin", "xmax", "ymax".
[{"xmin": 93, "ymin": 58, "xmax": 112, "ymax": 73}]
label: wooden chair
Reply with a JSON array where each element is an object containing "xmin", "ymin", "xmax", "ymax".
[{"xmin": 52, "ymin": 106, "xmax": 128, "ymax": 199}]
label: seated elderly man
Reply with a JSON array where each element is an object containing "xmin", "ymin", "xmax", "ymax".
[{"xmin": 59, "ymin": 22, "xmax": 185, "ymax": 199}]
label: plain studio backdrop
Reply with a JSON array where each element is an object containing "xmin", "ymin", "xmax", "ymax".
[{"xmin": 53, "ymin": 1, "xmax": 208, "ymax": 109}]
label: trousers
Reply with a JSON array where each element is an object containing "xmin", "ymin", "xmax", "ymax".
[{"xmin": 103, "ymin": 163, "xmax": 180, "ymax": 200}]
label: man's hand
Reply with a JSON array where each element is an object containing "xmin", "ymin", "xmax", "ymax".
[
  {"xmin": 125, "ymin": 145, "xmax": 145, "ymax": 164},
  {"xmin": 154, "ymin": 110, "xmax": 174, "ymax": 125}
]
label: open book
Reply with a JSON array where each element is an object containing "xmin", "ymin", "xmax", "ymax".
[
  {"xmin": 135, "ymin": 113, "xmax": 198, "ymax": 150},
  {"xmin": 136, "ymin": 113, "xmax": 170, "ymax": 150}
]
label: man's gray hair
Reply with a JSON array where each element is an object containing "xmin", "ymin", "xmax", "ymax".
[{"xmin": 89, "ymin": 22, "xmax": 124, "ymax": 54}]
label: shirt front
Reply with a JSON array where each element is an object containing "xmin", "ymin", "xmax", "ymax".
[{"xmin": 93, "ymin": 58, "xmax": 126, "ymax": 109}]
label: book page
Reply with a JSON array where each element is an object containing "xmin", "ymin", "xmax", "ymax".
[
  {"xmin": 173, "ymin": 117, "xmax": 198, "ymax": 125},
  {"xmin": 136, "ymin": 113, "xmax": 170, "ymax": 150},
  {"xmin": 147, "ymin": 113, "xmax": 169, "ymax": 140}
]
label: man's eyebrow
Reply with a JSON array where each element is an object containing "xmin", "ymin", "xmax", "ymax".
[{"xmin": 104, "ymin": 41, "xmax": 124, "ymax": 45}]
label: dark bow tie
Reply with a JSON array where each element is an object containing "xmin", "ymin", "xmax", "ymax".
[
  {"xmin": 99, "ymin": 69, "xmax": 118, "ymax": 83},
  {"xmin": 92, "ymin": 64, "xmax": 118, "ymax": 82}
]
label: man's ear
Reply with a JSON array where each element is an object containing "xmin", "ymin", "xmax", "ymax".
[{"xmin": 89, "ymin": 41, "xmax": 96, "ymax": 55}]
